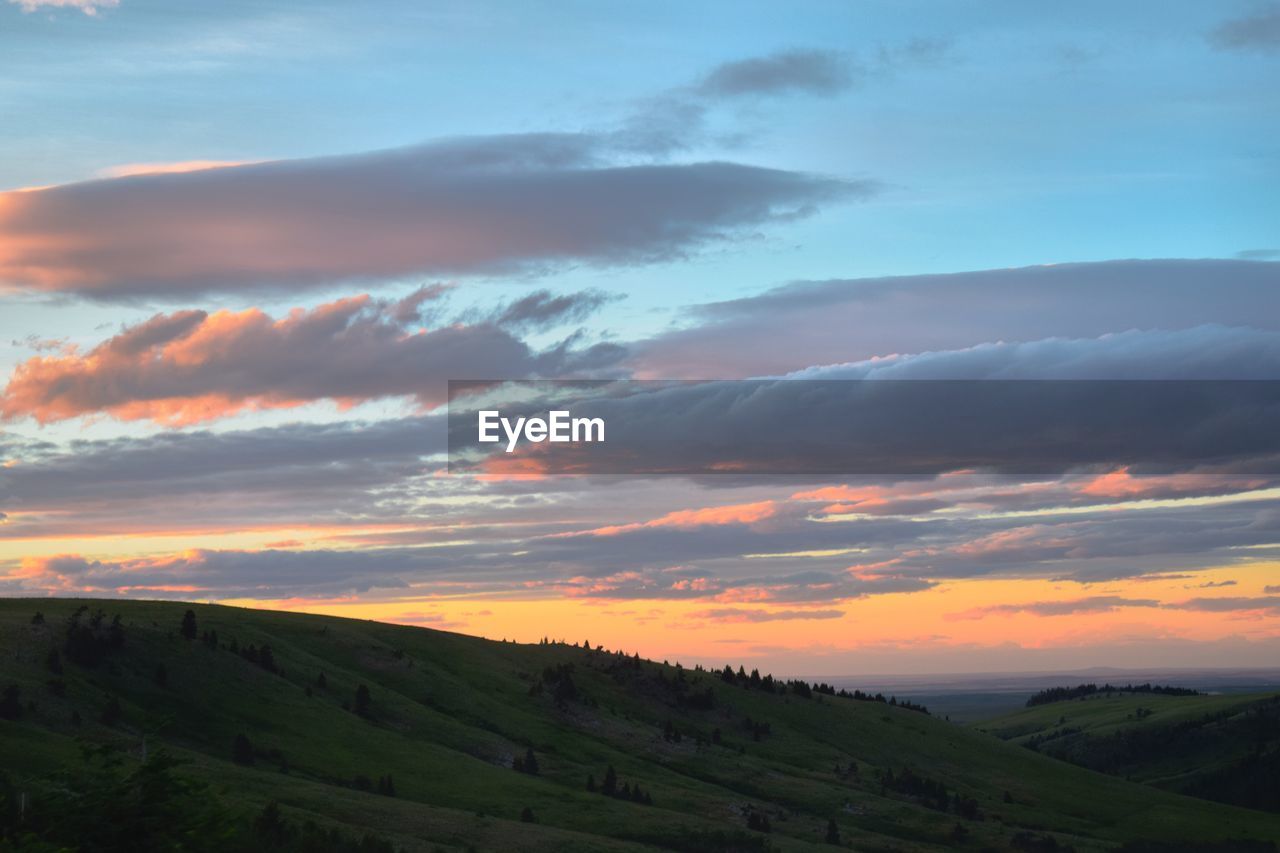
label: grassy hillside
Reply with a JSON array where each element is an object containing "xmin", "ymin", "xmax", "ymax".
[
  {"xmin": 2, "ymin": 599, "xmax": 1278, "ymax": 852},
  {"xmin": 975, "ymin": 690, "xmax": 1280, "ymax": 814}
]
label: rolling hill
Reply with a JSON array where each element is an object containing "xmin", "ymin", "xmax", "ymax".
[
  {"xmin": 2, "ymin": 599, "xmax": 1278, "ymax": 852},
  {"xmin": 975, "ymin": 688, "xmax": 1280, "ymax": 814}
]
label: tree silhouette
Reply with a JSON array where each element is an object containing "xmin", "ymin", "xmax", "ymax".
[
  {"xmin": 180, "ymin": 609, "xmax": 198, "ymax": 641},
  {"xmin": 602, "ymin": 764, "xmax": 617, "ymax": 796},
  {"xmin": 825, "ymin": 818, "xmax": 840, "ymax": 844},
  {"xmin": 233, "ymin": 732, "xmax": 255, "ymax": 765},
  {"xmin": 0, "ymin": 685, "xmax": 22, "ymax": 720},
  {"xmin": 354, "ymin": 684, "xmax": 372, "ymax": 718},
  {"xmin": 100, "ymin": 695, "xmax": 122, "ymax": 726}
]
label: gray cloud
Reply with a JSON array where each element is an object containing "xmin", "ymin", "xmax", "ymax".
[
  {"xmin": 1171, "ymin": 596, "xmax": 1280, "ymax": 613},
  {"xmin": 0, "ymin": 136, "xmax": 862, "ymax": 298},
  {"xmin": 487, "ymin": 289, "xmax": 619, "ymax": 332},
  {"xmin": 632, "ymin": 260, "xmax": 1280, "ymax": 378},
  {"xmin": 691, "ymin": 608, "xmax": 846, "ymax": 622},
  {"xmin": 451, "ymin": 375, "xmax": 1280, "ymax": 477},
  {"xmin": 1210, "ymin": 4, "xmax": 1280, "ymax": 53},
  {"xmin": 697, "ymin": 49, "xmax": 853, "ymax": 98},
  {"xmin": 951, "ymin": 596, "xmax": 1161, "ymax": 619},
  {"xmin": 792, "ymin": 325, "xmax": 1280, "ymax": 381}
]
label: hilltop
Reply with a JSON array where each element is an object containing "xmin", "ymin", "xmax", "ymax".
[
  {"xmin": 1, "ymin": 599, "xmax": 1278, "ymax": 852},
  {"xmin": 975, "ymin": 688, "xmax": 1280, "ymax": 814}
]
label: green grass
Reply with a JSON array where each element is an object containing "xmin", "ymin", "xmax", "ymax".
[
  {"xmin": 2, "ymin": 598, "xmax": 1278, "ymax": 852},
  {"xmin": 974, "ymin": 689, "xmax": 1280, "ymax": 813}
]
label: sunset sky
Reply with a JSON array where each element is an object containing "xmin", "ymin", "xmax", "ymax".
[{"xmin": 2, "ymin": 0, "xmax": 1278, "ymax": 675}]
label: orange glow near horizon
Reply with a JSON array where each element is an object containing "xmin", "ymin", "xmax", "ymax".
[{"xmin": 210, "ymin": 561, "xmax": 1280, "ymax": 675}]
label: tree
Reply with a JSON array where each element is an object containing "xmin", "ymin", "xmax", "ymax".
[
  {"xmin": 586, "ymin": 773, "xmax": 596, "ymax": 792},
  {"xmin": 45, "ymin": 648, "xmax": 62, "ymax": 674},
  {"xmin": 100, "ymin": 695, "xmax": 122, "ymax": 726},
  {"xmin": 825, "ymin": 818, "xmax": 840, "ymax": 844},
  {"xmin": 523, "ymin": 747, "xmax": 539, "ymax": 775},
  {"xmin": 233, "ymin": 732, "xmax": 255, "ymax": 765},
  {"xmin": 316, "ymin": 671, "xmax": 328, "ymax": 689},
  {"xmin": 107, "ymin": 614, "xmax": 125, "ymax": 649},
  {"xmin": 154, "ymin": 662, "xmax": 168, "ymax": 687},
  {"xmin": 602, "ymin": 764, "xmax": 617, "ymax": 796},
  {"xmin": 180, "ymin": 609, "xmax": 197, "ymax": 641},
  {"xmin": 31, "ymin": 611, "xmax": 44, "ymax": 625},
  {"xmin": 0, "ymin": 685, "xmax": 22, "ymax": 720},
  {"xmin": 520, "ymin": 806, "xmax": 536, "ymax": 823},
  {"xmin": 354, "ymin": 683, "xmax": 372, "ymax": 718},
  {"xmin": 254, "ymin": 801, "xmax": 291, "ymax": 847}
]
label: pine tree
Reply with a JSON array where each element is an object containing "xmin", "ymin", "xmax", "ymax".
[
  {"xmin": 254, "ymin": 801, "xmax": 291, "ymax": 847},
  {"xmin": 586, "ymin": 774, "xmax": 596, "ymax": 792},
  {"xmin": 520, "ymin": 806, "xmax": 536, "ymax": 823},
  {"xmin": 0, "ymin": 685, "xmax": 21, "ymax": 720},
  {"xmin": 233, "ymin": 732, "xmax": 255, "ymax": 765},
  {"xmin": 825, "ymin": 818, "xmax": 840, "ymax": 844},
  {"xmin": 523, "ymin": 747, "xmax": 539, "ymax": 775},
  {"xmin": 354, "ymin": 683, "xmax": 372, "ymax": 717},
  {"xmin": 602, "ymin": 764, "xmax": 617, "ymax": 796},
  {"xmin": 180, "ymin": 609, "xmax": 197, "ymax": 641}
]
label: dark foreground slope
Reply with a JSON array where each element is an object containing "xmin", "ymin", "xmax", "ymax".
[
  {"xmin": 1, "ymin": 600, "xmax": 1278, "ymax": 852},
  {"xmin": 976, "ymin": 690, "xmax": 1280, "ymax": 814}
]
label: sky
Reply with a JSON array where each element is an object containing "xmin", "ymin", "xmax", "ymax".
[{"xmin": 1, "ymin": 0, "xmax": 1278, "ymax": 676}]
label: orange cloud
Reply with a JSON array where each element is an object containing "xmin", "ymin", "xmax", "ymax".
[
  {"xmin": 1076, "ymin": 466, "xmax": 1265, "ymax": 499},
  {"xmin": 575, "ymin": 500, "xmax": 778, "ymax": 536},
  {"xmin": 1, "ymin": 289, "xmax": 594, "ymax": 425}
]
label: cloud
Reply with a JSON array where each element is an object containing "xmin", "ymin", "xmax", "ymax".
[
  {"xmin": 1210, "ymin": 4, "xmax": 1280, "ymax": 53},
  {"xmin": 1, "ymin": 291, "xmax": 625, "ymax": 424},
  {"xmin": 487, "ymin": 289, "xmax": 618, "ymax": 332},
  {"xmin": 1237, "ymin": 249, "xmax": 1280, "ymax": 260},
  {"xmin": 8, "ymin": 0, "xmax": 116, "ymax": 15},
  {"xmin": 631, "ymin": 260, "xmax": 1280, "ymax": 378},
  {"xmin": 0, "ymin": 136, "xmax": 861, "ymax": 298},
  {"xmin": 452, "ymin": 374, "xmax": 1280, "ymax": 477},
  {"xmin": 948, "ymin": 596, "xmax": 1161, "ymax": 620},
  {"xmin": 5, "ymin": 549, "xmax": 415, "ymax": 599},
  {"xmin": 1169, "ymin": 596, "xmax": 1280, "ymax": 614},
  {"xmin": 697, "ymin": 50, "xmax": 853, "ymax": 98},
  {"xmin": 691, "ymin": 607, "xmax": 845, "ymax": 623},
  {"xmin": 1266, "ymin": 585, "xmax": 1280, "ymax": 594},
  {"xmin": 547, "ymin": 565, "xmax": 932, "ymax": 604},
  {"xmin": 96, "ymin": 160, "xmax": 255, "ymax": 179},
  {"xmin": 573, "ymin": 500, "xmax": 779, "ymax": 536}
]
